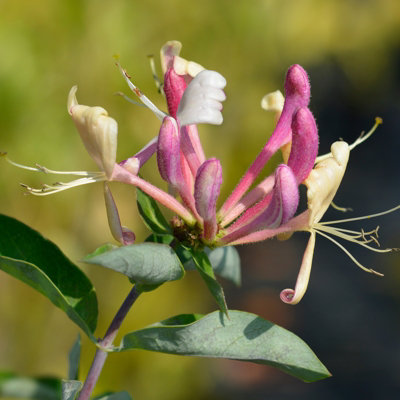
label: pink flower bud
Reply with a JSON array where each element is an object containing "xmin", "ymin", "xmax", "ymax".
[
  {"xmin": 287, "ymin": 107, "xmax": 319, "ymax": 184},
  {"xmin": 164, "ymin": 67, "xmax": 187, "ymax": 119},
  {"xmin": 260, "ymin": 164, "xmax": 299, "ymax": 228},
  {"xmin": 156, "ymin": 116, "xmax": 183, "ymax": 188},
  {"xmin": 194, "ymin": 158, "xmax": 223, "ymax": 240},
  {"xmin": 284, "ymin": 64, "xmax": 311, "ymax": 109}
]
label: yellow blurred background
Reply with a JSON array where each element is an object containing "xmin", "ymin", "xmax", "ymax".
[{"xmin": 1, "ymin": 1, "xmax": 400, "ymax": 399}]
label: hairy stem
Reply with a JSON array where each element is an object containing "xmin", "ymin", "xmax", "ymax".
[{"xmin": 77, "ymin": 286, "xmax": 141, "ymax": 400}]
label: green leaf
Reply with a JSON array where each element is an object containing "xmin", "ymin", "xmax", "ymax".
[
  {"xmin": 84, "ymin": 243, "xmax": 184, "ymax": 289},
  {"xmin": 191, "ymin": 249, "xmax": 228, "ymax": 316},
  {"xmin": 145, "ymin": 233, "xmax": 174, "ymax": 245},
  {"xmin": 136, "ymin": 187, "xmax": 171, "ymax": 235},
  {"xmin": 115, "ymin": 311, "xmax": 331, "ymax": 383},
  {"xmin": 185, "ymin": 246, "xmax": 241, "ymax": 286},
  {"xmin": 93, "ymin": 391, "xmax": 132, "ymax": 400},
  {"xmin": 62, "ymin": 379, "xmax": 82, "ymax": 400},
  {"xmin": 85, "ymin": 243, "xmax": 118, "ymax": 259},
  {"xmin": 68, "ymin": 334, "xmax": 81, "ymax": 381},
  {"xmin": 0, "ymin": 214, "xmax": 98, "ymax": 341},
  {"xmin": 207, "ymin": 246, "xmax": 241, "ymax": 286},
  {"xmin": 0, "ymin": 371, "xmax": 61, "ymax": 399}
]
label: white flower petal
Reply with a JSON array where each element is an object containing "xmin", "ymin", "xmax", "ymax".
[{"xmin": 177, "ymin": 70, "xmax": 227, "ymax": 126}]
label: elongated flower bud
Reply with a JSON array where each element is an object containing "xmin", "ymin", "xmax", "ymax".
[
  {"xmin": 284, "ymin": 64, "xmax": 311, "ymax": 109},
  {"xmin": 194, "ymin": 158, "xmax": 223, "ymax": 240},
  {"xmin": 164, "ymin": 67, "xmax": 187, "ymax": 118},
  {"xmin": 68, "ymin": 86, "xmax": 117, "ymax": 179},
  {"xmin": 287, "ymin": 107, "xmax": 319, "ymax": 184},
  {"xmin": 177, "ymin": 70, "xmax": 226, "ymax": 126},
  {"xmin": 156, "ymin": 116, "xmax": 183, "ymax": 187}
]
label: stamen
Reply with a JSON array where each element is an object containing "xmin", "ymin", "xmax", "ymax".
[
  {"xmin": 20, "ymin": 175, "xmax": 105, "ymax": 196},
  {"xmin": 114, "ymin": 91, "xmax": 146, "ymax": 107},
  {"xmin": 314, "ymin": 229, "xmax": 384, "ymax": 276},
  {"xmin": 1, "ymin": 153, "xmax": 103, "ymax": 177},
  {"xmin": 315, "ymin": 117, "xmax": 382, "ymax": 163},
  {"xmin": 147, "ymin": 54, "xmax": 163, "ymax": 94},
  {"xmin": 319, "ymin": 204, "xmax": 400, "ymax": 226},
  {"xmin": 331, "ymin": 201, "xmax": 353, "ymax": 212},
  {"xmin": 314, "ymin": 224, "xmax": 392, "ymax": 254},
  {"xmin": 115, "ymin": 60, "xmax": 167, "ymax": 121}
]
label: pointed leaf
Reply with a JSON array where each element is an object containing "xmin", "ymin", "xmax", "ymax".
[
  {"xmin": 0, "ymin": 214, "xmax": 98, "ymax": 341},
  {"xmin": 0, "ymin": 372, "xmax": 61, "ymax": 400},
  {"xmin": 62, "ymin": 379, "xmax": 82, "ymax": 400},
  {"xmin": 190, "ymin": 250, "xmax": 228, "ymax": 316},
  {"xmin": 93, "ymin": 391, "xmax": 132, "ymax": 400},
  {"xmin": 136, "ymin": 187, "xmax": 171, "ymax": 235},
  {"xmin": 206, "ymin": 246, "xmax": 241, "ymax": 286},
  {"xmin": 116, "ymin": 311, "xmax": 330, "ymax": 383},
  {"xmin": 84, "ymin": 243, "xmax": 184, "ymax": 288},
  {"xmin": 68, "ymin": 335, "xmax": 81, "ymax": 381},
  {"xmin": 185, "ymin": 246, "xmax": 241, "ymax": 286}
]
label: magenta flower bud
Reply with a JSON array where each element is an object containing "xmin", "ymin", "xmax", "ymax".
[
  {"xmin": 220, "ymin": 164, "xmax": 298, "ymax": 244},
  {"xmin": 256, "ymin": 164, "xmax": 299, "ymax": 228},
  {"xmin": 284, "ymin": 64, "xmax": 311, "ymax": 109},
  {"xmin": 156, "ymin": 116, "xmax": 183, "ymax": 188},
  {"xmin": 287, "ymin": 107, "xmax": 319, "ymax": 184},
  {"xmin": 194, "ymin": 158, "xmax": 223, "ymax": 241},
  {"xmin": 219, "ymin": 65, "xmax": 311, "ymax": 217},
  {"xmin": 250, "ymin": 164, "xmax": 299, "ymax": 230},
  {"xmin": 164, "ymin": 67, "xmax": 187, "ymax": 119}
]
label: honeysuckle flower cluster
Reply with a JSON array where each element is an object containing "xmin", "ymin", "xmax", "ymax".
[{"xmin": 4, "ymin": 40, "xmax": 398, "ymax": 305}]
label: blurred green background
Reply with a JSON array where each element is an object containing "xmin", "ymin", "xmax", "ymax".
[{"xmin": 1, "ymin": 0, "xmax": 400, "ymax": 399}]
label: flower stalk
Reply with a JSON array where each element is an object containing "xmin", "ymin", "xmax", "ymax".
[{"xmin": 77, "ymin": 286, "xmax": 141, "ymax": 400}]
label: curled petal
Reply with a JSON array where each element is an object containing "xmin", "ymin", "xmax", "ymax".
[
  {"xmin": 194, "ymin": 159, "xmax": 223, "ymax": 240},
  {"xmin": 305, "ymin": 141, "xmax": 350, "ymax": 225},
  {"xmin": 177, "ymin": 70, "xmax": 227, "ymax": 126},
  {"xmin": 164, "ymin": 67, "xmax": 187, "ymax": 118},
  {"xmin": 104, "ymin": 183, "xmax": 135, "ymax": 245},
  {"xmin": 287, "ymin": 107, "xmax": 319, "ymax": 184},
  {"xmin": 68, "ymin": 86, "xmax": 117, "ymax": 178},
  {"xmin": 280, "ymin": 231, "xmax": 315, "ymax": 305}
]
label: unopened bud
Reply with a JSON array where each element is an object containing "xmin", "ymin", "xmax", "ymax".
[
  {"xmin": 284, "ymin": 64, "xmax": 311, "ymax": 108},
  {"xmin": 287, "ymin": 107, "xmax": 319, "ymax": 184},
  {"xmin": 194, "ymin": 158, "xmax": 223, "ymax": 240}
]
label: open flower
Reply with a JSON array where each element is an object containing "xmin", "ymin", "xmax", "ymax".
[
  {"xmin": 222, "ymin": 117, "xmax": 399, "ymax": 304},
  {"xmin": 4, "ymin": 40, "xmax": 398, "ymax": 304}
]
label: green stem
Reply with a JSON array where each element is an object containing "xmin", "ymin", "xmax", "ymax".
[{"xmin": 77, "ymin": 286, "xmax": 141, "ymax": 400}]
